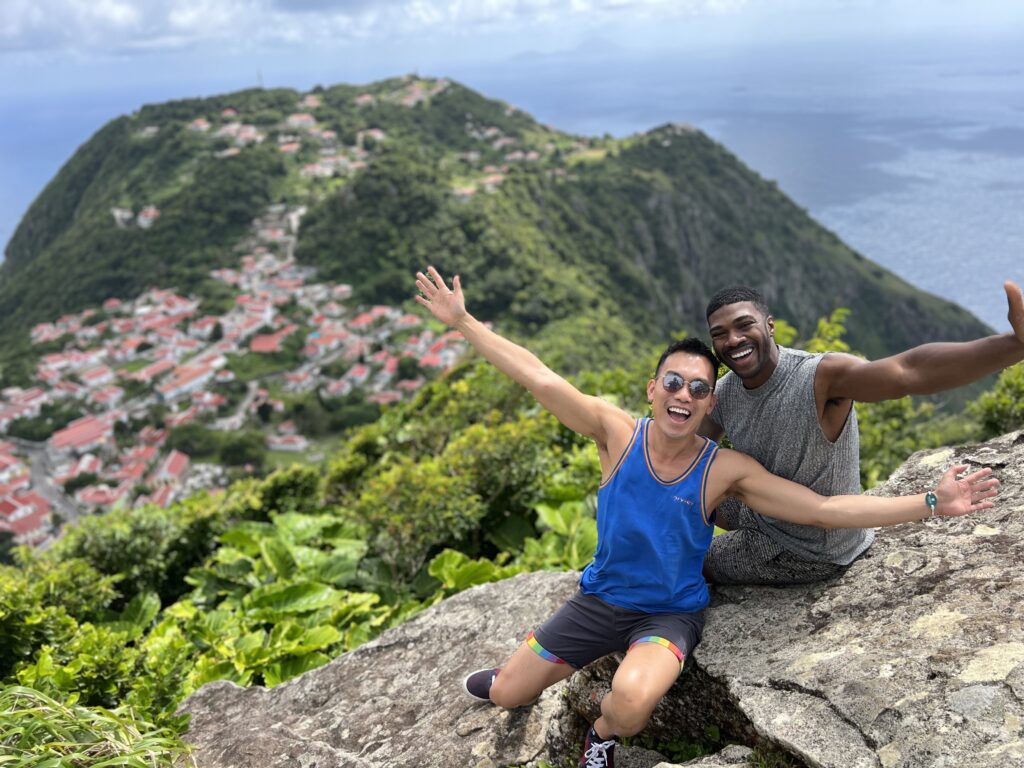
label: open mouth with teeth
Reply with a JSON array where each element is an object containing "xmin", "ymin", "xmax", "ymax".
[
  {"xmin": 726, "ymin": 344, "xmax": 755, "ymax": 367},
  {"xmin": 667, "ymin": 405, "xmax": 692, "ymax": 423}
]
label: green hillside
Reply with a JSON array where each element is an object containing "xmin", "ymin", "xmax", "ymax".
[{"xmin": 1, "ymin": 75, "xmax": 991, "ymax": 363}]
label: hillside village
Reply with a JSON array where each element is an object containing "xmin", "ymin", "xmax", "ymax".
[
  {"xmin": 0, "ymin": 77, "xmax": 636, "ymax": 550},
  {"xmin": 0, "ymin": 199, "xmax": 467, "ymax": 550}
]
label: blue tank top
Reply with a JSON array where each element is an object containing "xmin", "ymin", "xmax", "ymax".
[{"xmin": 579, "ymin": 418, "xmax": 719, "ymax": 613}]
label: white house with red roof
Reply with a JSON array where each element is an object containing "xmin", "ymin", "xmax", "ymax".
[
  {"xmin": 188, "ymin": 316, "xmax": 220, "ymax": 339},
  {"xmin": 81, "ymin": 366, "xmax": 115, "ymax": 389},
  {"xmin": 75, "ymin": 483, "xmax": 131, "ymax": 510},
  {"xmin": 250, "ymin": 324, "xmax": 298, "ymax": 354},
  {"xmin": 0, "ymin": 491, "xmax": 52, "ymax": 546},
  {"xmin": 54, "ymin": 453, "xmax": 103, "ymax": 485},
  {"xmin": 164, "ymin": 405, "xmax": 199, "ymax": 428},
  {"xmin": 266, "ymin": 434, "xmax": 309, "ymax": 452},
  {"xmin": 0, "ymin": 453, "xmax": 26, "ymax": 484},
  {"xmin": 286, "ymin": 113, "xmax": 316, "ymax": 129},
  {"xmin": 138, "ymin": 426, "xmax": 167, "ymax": 445},
  {"xmin": 346, "ymin": 364, "xmax": 370, "ymax": 385},
  {"xmin": 137, "ymin": 206, "xmax": 161, "ymax": 229},
  {"xmin": 49, "ymin": 414, "xmax": 116, "ymax": 455},
  {"xmin": 156, "ymin": 364, "xmax": 215, "ymax": 403},
  {"xmin": 89, "ymin": 385, "xmax": 125, "ymax": 409},
  {"xmin": 150, "ymin": 450, "xmax": 190, "ymax": 487},
  {"xmin": 122, "ymin": 444, "xmax": 159, "ymax": 465}
]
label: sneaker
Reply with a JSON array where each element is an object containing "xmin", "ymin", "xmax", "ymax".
[
  {"xmin": 462, "ymin": 668, "xmax": 499, "ymax": 702},
  {"xmin": 579, "ymin": 725, "xmax": 616, "ymax": 768}
]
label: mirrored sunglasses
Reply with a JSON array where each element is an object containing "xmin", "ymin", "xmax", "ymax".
[{"xmin": 661, "ymin": 372, "xmax": 712, "ymax": 400}]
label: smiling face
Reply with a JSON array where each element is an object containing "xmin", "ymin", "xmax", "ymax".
[
  {"xmin": 707, "ymin": 300, "xmax": 779, "ymax": 388},
  {"xmin": 647, "ymin": 351, "xmax": 717, "ymax": 438}
]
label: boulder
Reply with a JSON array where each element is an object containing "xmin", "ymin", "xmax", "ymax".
[
  {"xmin": 180, "ymin": 570, "xmax": 580, "ymax": 768},
  {"xmin": 182, "ymin": 430, "xmax": 1024, "ymax": 768}
]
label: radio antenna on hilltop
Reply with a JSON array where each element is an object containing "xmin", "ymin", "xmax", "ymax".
[{"xmin": 257, "ymin": 69, "xmax": 264, "ymax": 89}]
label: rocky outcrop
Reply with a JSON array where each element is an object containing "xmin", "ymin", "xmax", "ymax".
[{"xmin": 181, "ymin": 431, "xmax": 1024, "ymax": 768}]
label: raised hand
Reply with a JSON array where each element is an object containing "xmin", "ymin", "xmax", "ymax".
[
  {"xmin": 415, "ymin": 266, "xmax": 467, "ymax": 328},
  {"xmin": 934, "ymin": 464, "xmax": 999, "ymax": 517},
  {"xmin": 1006, "ymin": 280, "xmax": 1024, "ymax": 345}
]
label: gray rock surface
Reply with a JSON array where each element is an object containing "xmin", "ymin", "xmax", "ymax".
[
  {"xmin": 181, "ymin": 570, "xmax": 580, "ymax": 768},
  {"xmin": 182, "ymin": 431, "xmax": 1024, "ymax": 768}
]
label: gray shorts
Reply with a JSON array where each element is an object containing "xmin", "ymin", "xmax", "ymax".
[
  {"xmin": 529, "ymin": 590, "xmax": 704, "ymax": 670},
  {"xmin": 703, "ymin": 499, "xmax": 848, "ymax": 586}
]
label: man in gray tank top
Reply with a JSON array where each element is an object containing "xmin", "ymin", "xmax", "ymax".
[{"xmin": 701, "ymin": 282, "xmax": 1024, "ymax": 585}]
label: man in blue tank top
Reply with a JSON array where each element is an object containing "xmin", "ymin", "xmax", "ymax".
[
  {"xmin": 701, "ymin": 282, "xmax": 1024, "ymax": 586},
  {"xmin": 415, "ymin": 267, "xmax": 999, "ymax": 768}
]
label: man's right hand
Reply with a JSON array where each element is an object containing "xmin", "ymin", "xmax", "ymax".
[{"xmin": 415, "ymin": 266, "xmax": 468, "ymax": 328}]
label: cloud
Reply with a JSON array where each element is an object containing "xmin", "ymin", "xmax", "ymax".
[{"xmin": 0, "ymin": 0, "xmax": 751, "ymax": 56}]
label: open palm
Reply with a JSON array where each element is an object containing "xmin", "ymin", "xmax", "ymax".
[
  {"xmin": 934, "ymin": 464, "xmax": 999, "ymax": 517},
  {"xmin": 415, "ymin": 267, "xmax": 467, "ymax": 328}
]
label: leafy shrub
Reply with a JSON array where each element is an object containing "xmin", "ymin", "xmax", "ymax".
[
  {"xmin": 971, "ymin": 362, "xmax": 1024, "ymax": 437},
  {"xmin": 0, "ymin": 686, "xmax": 193, "ymax": 767}
]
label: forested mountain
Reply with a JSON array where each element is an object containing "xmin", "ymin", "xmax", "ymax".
[{"xmin": 1, "ymin": 75, "xmax": 990, "ymax": 363}]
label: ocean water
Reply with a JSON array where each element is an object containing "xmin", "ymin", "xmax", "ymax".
[{"xmin": 3, "ymin": 38, "xmax": 1022, "ymax": 332}]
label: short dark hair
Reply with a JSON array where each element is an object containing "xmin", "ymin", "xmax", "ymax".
[
  {"xmin": 654, "ymin": 337, "xmax": 720, "ymax": 385},
  {"xmin": 705, "ymin": 286, "xmax": 770, "ymax": 320}
]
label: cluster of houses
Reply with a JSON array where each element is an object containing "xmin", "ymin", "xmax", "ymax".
[
  {"xmin": 1, "ymin": 201, "xmax": 467, "ymax": 543},
  {"xmin": 0, "ymin": 441, "xmax": 50, "ymax": 548}
]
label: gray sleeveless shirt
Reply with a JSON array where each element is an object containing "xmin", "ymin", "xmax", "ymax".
[{"xmin": 712, "ymin": 346, "xmax": 874, "ymax": 564}]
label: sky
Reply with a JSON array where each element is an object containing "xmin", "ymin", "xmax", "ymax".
[{"xmin": 2, "ymin": 0, "xmax": 1023, "ymax": 328}]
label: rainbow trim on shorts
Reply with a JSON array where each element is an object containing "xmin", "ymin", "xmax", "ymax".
[
  {"xmin": 629, "ymin": 636, "xmax": 686, "ymax": 666},
  {"xmin": 527, "ymin": 630, "xmax": 567, "ymax": 664}
]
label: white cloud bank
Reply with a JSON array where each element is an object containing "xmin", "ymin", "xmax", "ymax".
[{"xmin": 0, "ymin": 0, "xmax": 752, "ymax": 56}]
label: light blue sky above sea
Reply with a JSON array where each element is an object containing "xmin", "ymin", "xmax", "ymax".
[{"xmin": 2, "ymin": 0, "xmax": 1023, "ymax": 332}]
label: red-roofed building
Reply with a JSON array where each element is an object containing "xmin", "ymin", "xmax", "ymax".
[
  {"xmin": 75, "ymin": 483, "xmax": 131, "ymax": 510},
  {"xmin": 157, "ymin": 364, "xmax": 215, "ymax": 402},
  {"xmin": 150, "ymin": 450, "xmax": 190, "ymax": 487},
  {"xmin": 131, "ymin": 359, "xmax": 175, "ymax": 383},
  {"xmin": 110, "ymin": 462, "xmax": 147, "ymax": 485},
  {"xmin": 0, "ymin": 453, "xmax": 26, "ymax": 484},
  {"xmin": 0, "ymin": 475, "xmax": 31, "ymax": 497},
  {"xmin": 0, "ymin": 491, "xmax": 52, "ymax": 546},
  {"xmin": 81, "ymin": 366, "xmax": 115, "ymax": 389},
  {"xmin": 55, "ymin": 453, "xmax": 103, "ymax": 485},
  {"xmin": 250, "ymin": 324, "xmax": 298, "ymax": 354},
  {"xmin": 89, "ymin": 385, "xmax": 124, "ymax": 409},
  {"xmin": 367, "ymin": 391, "xmax": 402, "ymax": 405},
  {"xmin": 397, "ymin": 378, "xmax": 425, "ymax": 392},
  {"xmin": 347, "ymin": 364, "xmax": 370, "ymax": 384},
  {"xmin": 139, "ymin": 426, "xmax": 167, "ymax": 446},
  {"xmin": 164, "ymin": 405, "xmax": 199, "ymax": 428},
  {"xmin": 348, "ymin": 312, "xmax": 375, "ymax": 330},
  {"xmin": 286, "ymin": 113, "xmax": 316, "ymax": 128},
  {"xmin": 49, "ymin": 415, "xmax": 114, "ymax": 455},
  {"xmin": 266, "ymin": 434, "xmax": 309, "ymax": 452},
  {"xmin": 122, "ymin": 444, "xmax": 159, "ymax": 465}
]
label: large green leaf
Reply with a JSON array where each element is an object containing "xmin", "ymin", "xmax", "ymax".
[
  {"xmin": 120, "ymin": 592, "xmax": 160, "ymax": 630},
  {"xmin": 260, "ymin": 538, "xmax": 298, "ymax": 580},
  {"xmin": 244, "ymin": 581, "xmax": 341, "ymax": 619}
]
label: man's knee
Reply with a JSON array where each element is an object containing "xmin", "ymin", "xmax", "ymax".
[{"xmin": 489, "ymin": 672, "xmax": 536, "ymax": 709}]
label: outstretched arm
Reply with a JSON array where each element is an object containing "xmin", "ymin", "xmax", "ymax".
[
  {"xmin": 820, "ymin": 280, "xmax": 1024, "ymax": 403},
  {"xmin": 415, "ymin": 267, "xmax": 628, "ymax": 444},
  {"xmin": 711, "ymin": 450, "xmax": 999, "ymax": 528}
]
